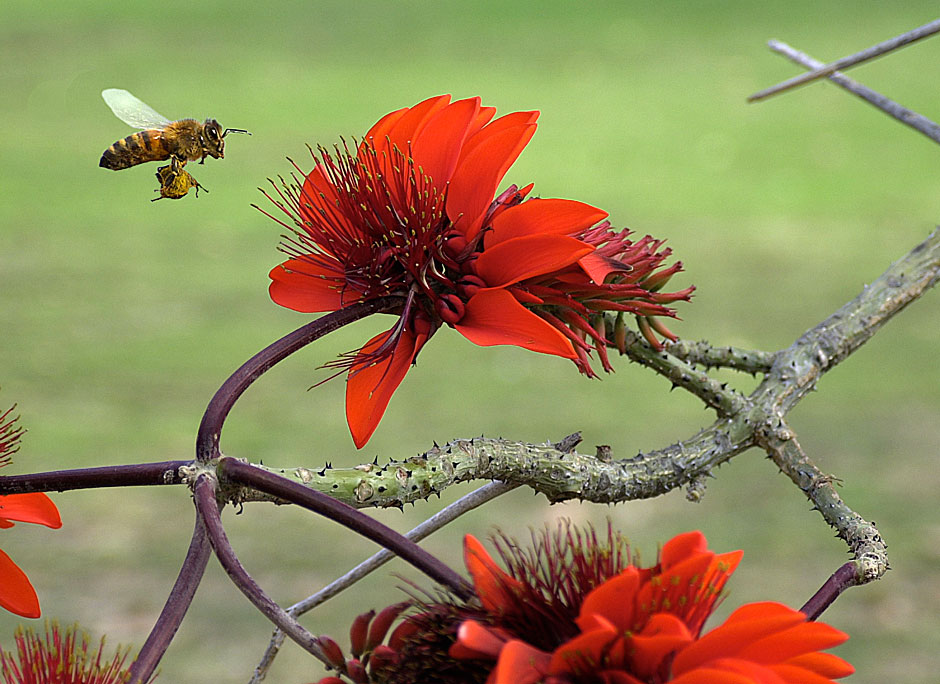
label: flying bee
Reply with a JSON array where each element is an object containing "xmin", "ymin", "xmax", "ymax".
[
  {"xmin": 152, "ymin": 156, "xmax": 207, "ymax": 201},
  {"xmin": 99, "ymin": 88, "xmax": 249, "ymax": 172}
]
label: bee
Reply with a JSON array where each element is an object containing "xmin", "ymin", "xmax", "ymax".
[
  {"xmin": 152, "ymin": 156, "xmax": 207, "ymax": 201},
  {"xmin": 99, "ymin": 88, "xmax": 249, "ymax": 172}
]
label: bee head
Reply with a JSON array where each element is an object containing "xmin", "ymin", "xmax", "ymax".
[{"xmin": 202, "ymin": 119, "xmax": 226, "ymax": 159}]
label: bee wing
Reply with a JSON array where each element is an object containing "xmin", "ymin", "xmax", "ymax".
[{"xmin": 101, "ymin": 88, "xmax": 172, "ymax": 129}]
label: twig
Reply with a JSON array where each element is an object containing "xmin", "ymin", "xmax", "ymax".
[
  {"xmin": 0, "ymin": 460, "xmax": 191, "ymax": 494},
  {"xmin": 127, "ymin": 514, "xmax": 212, "ymax": 684},
  {"xmin": 665, "ymin": 340, "xmax": 775, "ymax": 374},
  {"xmin": 191, "ymin": 473, "xmax": 332, "ymax": 665},
  {"xmin": 801, "ymin": 562, "xmax": 861, "ymax": 621},
  {"xmin": 247, "ymin": 481, "xmax": 517, "ymax": 684},
  {"xmin": 764, "ymin": 40, "xmax": 940, "ymax": 146},
  {"xmin": 748, "ymin": 18, "xmax": 940, "ymax": 102},
  {"xmin": 196, "ymin": 297, "xmax": 400, "ymax": 462}
]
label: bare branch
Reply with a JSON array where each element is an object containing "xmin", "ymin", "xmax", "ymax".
[
  {"xmin": 247, "ymin": 481, "xmax": 517, "ymax": 684},
  {"xmin": 748, "ymin": 18, "xmax": 940, "ymax": 101},
  {"xmin": 127, "ymin": 513, "xmax": 211, "ymax": 684},
  {"xmin": 764, "ymin": 40, "xmax": 940, "ymax": 146},
  {"xmin": 191, "ymin": 473, "xmax": 333, "ymax": 665}
]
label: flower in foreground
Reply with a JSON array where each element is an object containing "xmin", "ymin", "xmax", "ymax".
[
  {"xmin": 0, "ymin": 405, "xmax": 62, "ymax": 618},
  {"xmin": 262, "ymin": 95, "xmax": 693, "ymax": 447},
  {"xmin": 313, "ymin": 524, "xmax": 853, "ymax": 684},
  {"xmin": 0, "ymin": 622, "xmax": 149, "ymax": 684}
]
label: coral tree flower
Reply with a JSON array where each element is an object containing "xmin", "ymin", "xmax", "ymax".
[
  {"xmin": 262, "ymin": 95, "xmax": 692, "ymax": 447},
  {"xmin": 309, "ymin": 524, "xmax": 853, "ymax": 684},
  {"xmin": 454, "ymin": 530, "xmax": 854, "ymax": 684},
  {"xmin": 0, "ymin": 405, "xmax": 62, "ymax": 618},
  {"xmin": 0, "ymin": 622, "xmax": 148, "ymax": 684}
]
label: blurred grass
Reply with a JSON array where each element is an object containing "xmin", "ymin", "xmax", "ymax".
[{"xmin": 1, "ymin": 1, "xmax": 939, "ymax": 682}]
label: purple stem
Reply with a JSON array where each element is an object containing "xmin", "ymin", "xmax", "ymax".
[
  {"xmin": 218, "ymin": 458, "xmax": 473, "ymax": 599},
  {"xmin": 196, "ymin": 297, "xmax": 398, "ymax": 462},
  {"xmin": 0, "ymin": 460, "xmax": 191, "ymax": 494},
  {"xmin": 127, "ymin": 513, "xmax": 212, "ymax": 684},
  {"xmin": 800, "ymin": 562, "xmax": 859, "ymax": 620},
  {"xmin": 191, "ymin": 474, "xmax": 331, "ymax": 664}
]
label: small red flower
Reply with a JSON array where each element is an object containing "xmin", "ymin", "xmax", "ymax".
[
  {"xmin": 452, "ymin": 529, "xmax": 853, "ymax": 684},
  {"xmin": 262, "ymin": 95, "xmax": 692, "ymax": 447},
  {"xmin": 0, "ymin": 622, "xmax": 149, "ymax": 684},
  {"xmin": 0, "ymin": 406, "xmax": 62, "ymax": 618}
]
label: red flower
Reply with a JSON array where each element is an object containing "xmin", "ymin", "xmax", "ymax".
[
  {"xmin": 453, "ymin": 530, "xmax": 853, "ymax": 684},
  {"xmin": 0, "ymin": 406, "xmax": 62, "ymax": 618},
  {"xmin": 262, "ymin": 95, "xmax": 692, "ymax": 447},
  {"xmin": 0, "ymin": 622, "xmax": 149, "ymax": 684}
]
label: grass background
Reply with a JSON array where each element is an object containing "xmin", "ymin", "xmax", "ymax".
[{"xmin": 1, "ymin": 1, "xmax": 939, "ymax": 682}]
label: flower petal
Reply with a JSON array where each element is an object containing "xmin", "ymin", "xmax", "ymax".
[
  {"xmin": 576, "ymin": 567, "xmax": 641, "ymax": 633},
  {"xmin": 0, "ymin": 493, "xmax": 61, "ymax": 528},
  {"xmin": 269, "ymin": 259, "xmax": 355, "ymax": 312},
  {"xmin": 447, "ymin": 121, "xmax": 537, "ymax": 240},
  {"xmin": 487, "ymin": 199, "xmax": 609, "ymax": 248},
  {"xmin": 659, "ymin": 530, "xmax": 708, "ymax": 570},
  {"xmin": 782, "ymin": 652, "xmax": 855, "ymax": 679},
  {"xmin": 412, "ymin": 97, "xmax": 481, "ymax": 187},
  {"xmin": 735, "ymin": 622, "xmax": 850, "ymax": 664},
  {"xmin": 671, "ymin": 603, "xmax": 810, "ymax": 675},
  {"xmin": 491, "ymin": 640, "xmax": 550, "ymax": 684},
  {"xmin": 464, "ymin": 534, "xmax": 525, "ymax": 615},
  {"xmin": 0, "ymin": 549, "xmax": 40, "ymax": 618},
  {"xmin": 383, "ymin": 95, "xmax": 452, "ymax": 156},
  {"xmin": 456, "ymin": 289, "xmax": 576, "ymax": 358},
  {"xmin": 627, "ymin": 613, "xmax": 693, "ymax": 679},
  {"xmin": 346, "ymin": 326, "xmax": 427, "ymax": 449},
  {"xmin": 450, "ymin": 620, "xmax": 508, "ymax": 660},
  {"xmin": 474, "ymin": 235, "xmax": 594, "ymax": 288}
]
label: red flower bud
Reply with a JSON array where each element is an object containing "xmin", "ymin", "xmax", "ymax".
[
  {"xmin": 349, "ymin": 610, "xmax": 375, "ymax": 657},
  {"xmin": 436, "ymin": 294, "xmax": 466, "ymax": 324}
]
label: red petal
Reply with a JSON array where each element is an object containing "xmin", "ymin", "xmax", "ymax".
[
  {"xmin": 492, "ymin": 640, "xmax": 550, "ymax": 684},
  {"xmin": 626, "ymin": 613, "xmax": 693, "ymax": 679},
  {"xmin": 456, "ymin": 289, "xmax": 576, "ymax": 358},
  {"xmin": 363, "ymin": 107, "xmax": 409, "ymax": 145},
  {"xmin": 269, "ymin": 259, "xmax": 354, "ymax": 312},
  {"xmin": 671, "ymin": 659, "xmax": 786, "ymax": 684},
  {"xmin": 411, "ymin": 97, "xmax": 481, "ymax": 187},
  {"xmin": 548, "ymin": 624, "xmax": 619, "ymax": 674},
  {"xmin": 450, "ymin": 620, "xmax": 507, "ymax": 659},
  {"xmin": 463, "ymin": 535, "xmax": 524, "ymax": 615},
  {"xmin": 671, "ymin": 603, "xmax": 808, "ymax": 675},
  {"xmin": 383, "ymin": 95, "xmax": 452, "ymax": 156},
  {"xmin": 457, "ymin": 110, "xmax": 539, "ymax": 169},
  {"xmin": 0, "ymin": 549, "xmax": 40, "ymax": 618},
  {"xmin": 783, "ymin": 652, "xmax": 855, "ymax": 678},
  {"xmin": 447, "ymin": 122, "xmax": 537, "ymax": 241},
  {"xmin": 345, "ymin": 326, "xmax": 427, "ymax": 449},
  {"xmin": 736, "ymin": 622, "xmax": 850, "ymax": 664},
  {"xmin": 487, "ymin": 199, "xmax": 608, "ymax": 248},
  {"xmin": 576, "ymin": 567, "xmax": 640, "ymax": 632},
  {"xmin": 768, "ymin": 663, "xmax": 851, "ymax": 684},
  {"xmin": 0, "ymin": 493, "xmax": 61, "ymax": 528},
  {"xmin": 659, "ymin": 531, "xmax": 708, "ymax": 569},
  {"xmin": 474, "ymin": 235, "xmax": 594, "ymax": 288}
]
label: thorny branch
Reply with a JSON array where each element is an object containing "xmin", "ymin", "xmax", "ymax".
[{"xmin": 223, "ymin": 228, "xmax": 939, "ymax": 588}]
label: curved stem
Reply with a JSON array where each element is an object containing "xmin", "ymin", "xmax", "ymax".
[
  {"xmin": 248, "ymin": 481, "xmax": 516, "ymax": 684},
  {"xmin": 0, "ymin": 461, "xmax": 191, "ymax": 494},
  {"xmin": 127, "ymin": 512, "xmax": 212, "ymax": 684},
  {"xmin": 800, "ymin": 562, "xmax": 860, "ymax": 621},
  {"xmin": 191, "ymin": 473, "xmax": 331, "ymax": 665},
  {"xmin": 196, "ymin": 297, "xmax": 399, "ymax": 462},
  {"xmin": 218, "ymin": 458, "xmax": 473, "ymax": 599}
]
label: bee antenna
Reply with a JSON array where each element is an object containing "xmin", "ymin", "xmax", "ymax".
[{"xmin": 222, "ymin": 128, "xmax": 251, "ymax": 137}]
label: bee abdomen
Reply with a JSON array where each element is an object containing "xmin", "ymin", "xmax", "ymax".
[{"xmin": 99, "ymin": 130, "xmax": 170, "ymax": 170}]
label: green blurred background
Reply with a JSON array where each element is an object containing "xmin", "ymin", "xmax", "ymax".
[{"xmin": 1, "ymin": 1, "xmax": 938, "ymax": 682}]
